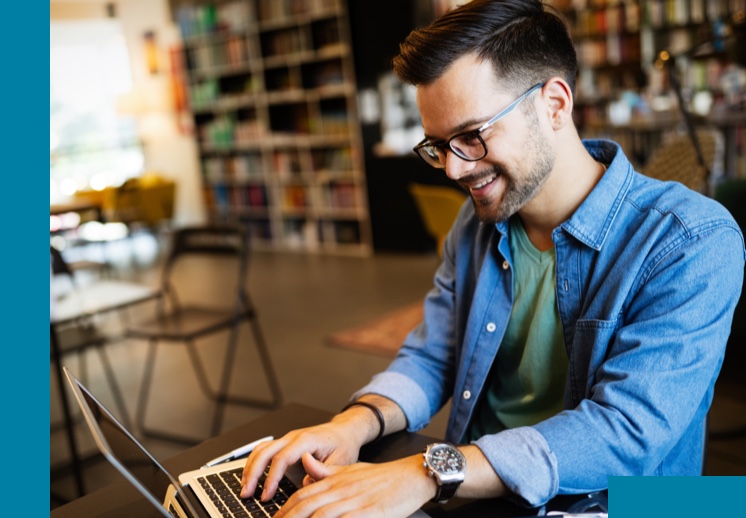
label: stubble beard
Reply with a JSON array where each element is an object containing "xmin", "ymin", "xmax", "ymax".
[{"xmin": 471, "ymin": 115, "xmax": 555, "ymax": 225}]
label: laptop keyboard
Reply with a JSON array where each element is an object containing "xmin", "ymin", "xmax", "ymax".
[{"xmin": 196, "ymin": 466, "xmax": 297, "ymax": 518}]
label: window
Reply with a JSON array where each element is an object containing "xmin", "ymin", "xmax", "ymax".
[{"xmin": 50, "ymin": 20, "xmax": 144, "ymax": 203}]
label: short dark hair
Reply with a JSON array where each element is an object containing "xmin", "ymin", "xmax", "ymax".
[{"xmin": 392, "ymin": 0, "xmax": 577, "ymax": 96}]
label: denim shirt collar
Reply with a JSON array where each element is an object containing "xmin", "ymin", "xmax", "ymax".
[
  {"xmin": 559, "ymin": 140, "xmax": 633, "ymax": 251},
  {"xmin": 494, "ymin": 139, "xmax": 632, "ymax": 251}
]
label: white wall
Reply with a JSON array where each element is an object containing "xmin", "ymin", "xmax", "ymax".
[{"xmin": 51, "ymin": 0, "xmax": 206, "ymax": 226}]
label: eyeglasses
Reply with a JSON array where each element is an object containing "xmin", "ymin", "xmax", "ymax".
[{"xmin": 413, "ymin": 82, "xmax": 545, "ymax": 169}]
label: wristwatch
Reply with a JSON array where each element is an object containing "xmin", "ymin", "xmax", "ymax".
[{"xmin": 422, "ymin": 442, "xmax": 466, "ymax": 504}]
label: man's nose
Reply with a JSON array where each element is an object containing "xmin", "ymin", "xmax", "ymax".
[{"xmin": 444, "ymin": 151, "xmax": 477, "ymax": 181}]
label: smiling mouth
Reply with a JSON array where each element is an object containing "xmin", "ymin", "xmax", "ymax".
[{"xmin": 464, "ymin": 173, "xmax": 498, "ymax": 192}]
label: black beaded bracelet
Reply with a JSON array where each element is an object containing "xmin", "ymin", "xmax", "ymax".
[{"xmin": 340, "ymin": 400, "xmax": 385, "ymax": 443}]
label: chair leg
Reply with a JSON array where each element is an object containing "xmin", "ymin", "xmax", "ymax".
[
  {"xmin": 185, "ymin": 338, "xmax": 218, "ymax": 401},
  {"xmin": 211, "ymin": 324, "xmax": 240, "ymax": 437},
  {"xmin": 135, "ymin": 339, "xmax": 158, "ymax": 436},
  {"xmin": 135, "ymin": 338, "xmax": 201, "ymax": 446},
  {"xmin": 95, "ymin": 344, "xmax": 132, "ymax": 430},
  {"xmin": 248, "ymin": 316, "xmax": 283, "ymax": 408},
  {"xmin": 183, "ymin": 333, "xmax": 237, "ymax": 437},
  {"xmin": 135, "ymin": 316, "xmax": 284, "ymax": 444},
  {"xmin": 181, "ymin": 319, "xmax": 282, "ymax": 437}
]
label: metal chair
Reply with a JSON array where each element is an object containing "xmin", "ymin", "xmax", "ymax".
[{"xmin": 125, "ymin": 225, "xmax": 283, "ymax": 445}]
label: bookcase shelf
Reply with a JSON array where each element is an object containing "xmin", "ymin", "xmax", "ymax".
[
  {"xmin": 172, "ymin": 0, "xmax": 372, "ymax": 255},
  {"xmin": 550, "ymin": 0, "xmax": 746, "ymax": 177}
]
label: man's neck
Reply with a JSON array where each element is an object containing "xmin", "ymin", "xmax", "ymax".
[{"xmin": 519, "ymin": 138, "xmax": 606, "ymax": 252}]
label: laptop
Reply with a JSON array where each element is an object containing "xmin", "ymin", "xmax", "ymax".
[{"xmin": 63, "ymin": 367, "xmax": 305, "ymax": 518}]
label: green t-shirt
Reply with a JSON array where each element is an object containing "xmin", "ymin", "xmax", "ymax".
[{"xmin": 468, "ymin": 216, "xmax": 568, "ymax": 441}]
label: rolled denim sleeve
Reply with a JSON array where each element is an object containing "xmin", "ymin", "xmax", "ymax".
[
  {"xmin": 353, "ymin": 219, "xmax": 464, "ymax": 432},
  {"xmin": 472, "ymin": 427, "xmax": 558, "ymax": 507}
]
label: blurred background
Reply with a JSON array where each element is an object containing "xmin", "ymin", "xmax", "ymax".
[{"xmin": 49, "ymin": 0, "xmax": 746, "ymax": 512}]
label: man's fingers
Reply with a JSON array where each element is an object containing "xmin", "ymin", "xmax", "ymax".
[
  {"xmin": 241, "ymin": 435, "xmax": 297, "ymax": 497},
  {"xmin": 275, "ymin": 476, "xmax": 359, "ymax": 518},
  {"xmin": 240, "ymin": 440, "xmax": 280, "ymax": 497},
  {"xmin": 261, "ymin": 435, "xmax": 320, "ymax": 500},
  {"xmin": 301, "ymin": 452, "xmax": 336, "ymax": 483}
]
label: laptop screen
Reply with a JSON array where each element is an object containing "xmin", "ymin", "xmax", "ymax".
[{"xmin": 64, "ymin": 367, "xmax": 182, "ymax": 516}]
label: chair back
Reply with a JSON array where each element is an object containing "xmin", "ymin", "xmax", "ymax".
[
  {"xmin": 161, "ymin": 225, "xmax": 251, "ymax": 312},
  {"xmin": 643, "ymin": 127, "xmax": 724, "ymax": 195},
  {"xmin": 50, "ymin": 246, "xmax": 74, "ymax": 279},
  {"xmin": 409, "ymin": 183, "xmax": 468, "ymax": 256}
]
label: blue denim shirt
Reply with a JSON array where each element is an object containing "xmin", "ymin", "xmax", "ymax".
[{"xmin": 354, "ymin": 140, "xmax": 745, "ymax": 507}]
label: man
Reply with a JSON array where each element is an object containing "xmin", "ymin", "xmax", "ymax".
[{"xmin": 241, "ymin": 0, "xmax": 745, "ymax": 515}]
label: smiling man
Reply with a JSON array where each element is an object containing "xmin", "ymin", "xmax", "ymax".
[{"xmin": 241, "ymin": 1, "xmax": 746, "ymax": 516}]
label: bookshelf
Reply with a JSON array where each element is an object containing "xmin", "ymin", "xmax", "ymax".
[
  {"xmin": 550, "ymin": 0, "xmax": 746, "ymax": 178},
  {"xmin": 171, "ymin": 0, "xmax": 372, "ymax": 255}
]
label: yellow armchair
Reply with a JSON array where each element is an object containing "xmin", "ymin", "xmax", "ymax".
[
  {"xmin": 76, "ymin": 173, "xmax": 176, "ymax": 227},
  {"xmin": 409, "ymin": 183, "xmax": 468, "ymax": 256}
]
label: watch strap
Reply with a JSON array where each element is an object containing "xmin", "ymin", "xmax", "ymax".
[{"xmin": 433, "ymin": 480, "xmax": 460, "ymax": 503}]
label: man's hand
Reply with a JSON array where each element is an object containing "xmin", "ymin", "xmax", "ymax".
[
  {"xmin": 241, "ymin": 395, "xmax": 408, "ymax": 501},
  {"xmin": 275, "ymin": 453, "xmax": 434, "ymax": 518},
  {"xmin": 240, "ymin": 420, "xmax": 365, "ymax": 501}
]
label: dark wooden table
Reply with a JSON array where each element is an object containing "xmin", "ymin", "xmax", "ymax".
[{"xmin": 51, "ymin": 403, "xmax": 595, "ymax": 517}]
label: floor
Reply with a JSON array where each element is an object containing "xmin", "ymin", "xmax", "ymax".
[{"xmin": 50, "ymin": 233, "xmax": 746, "ymax": 511}]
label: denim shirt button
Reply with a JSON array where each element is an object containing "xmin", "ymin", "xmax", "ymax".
[
  {"xmin": 502, "ymin": 260, "xmax": 509, "ymax": 270},
  {"xmin": 463, "ymin": 390, "xmax": 471, "ymax": 400},
  {"xmin": 486, "ymin": 322, "xmax": 496, "ymax": 332}
]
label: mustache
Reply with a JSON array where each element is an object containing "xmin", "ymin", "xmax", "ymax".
[{"xmin": 458, "ymin": 164, "xmax": 507, "ymax": 186}]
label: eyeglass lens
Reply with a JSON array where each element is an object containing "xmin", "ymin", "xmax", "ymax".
[{"xmin": 450, "ymin": 133, "xmax": 485, "ymax": 161}]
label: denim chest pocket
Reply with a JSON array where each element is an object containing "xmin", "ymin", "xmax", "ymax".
[{"xmin": 568, "ymin": 318, "xmax": 618, "ymax": 406}]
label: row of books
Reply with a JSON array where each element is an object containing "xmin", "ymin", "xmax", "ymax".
[
  {"xmin": 199, "ymin": 115, "xmax": 268, "ymax": 148},
  {"xmin": 201, "ymin": 147, "xmax": 355, "ymax": 178},
  {"xmin": 177, "ymin": 1, "xmax": 255, "ymax": 39},
  {"xmin": 256, "ymin": 0, "xmax": 343, "ymax": 23},
  {"xmin": 644, "ymin": 0, "xmax": 739, "ymax": 29},
  {"xmin": 202, "ymin": 182, "xmax": 361, "ymax": 210},
  {"xmin": 283, "ymin": 183, "xmax": 362, "ymax": 210},
  {"xmin": 204, "ymin": 184, "xmax": 268, "ymax": 212},
  {"xmin": 203, "ymin": 182, "xmax": 362, "ymax": 211},
  {"xmin": 261, "ymin": 29, "xmax": 309, "ymax": 57},
  {"xmin": 187, "ymin": 37, "xmax": 259, "ymax": 73},
  {"xmin": 204, "ymin": 155, "xmax": 265, "ymax": 184},
  {"xmin": 282, "ymin": 218, "xmax": 363, "ymax": 248},
  {"xmin": 576, "ymin": 33, "xmax": 642, "ymax": 67},
  {"xmin": 263, "ymin": 60, "xmax": 345, "ymax": 89},
  {"xmin": 204, "ymin": 200, "xmax": 363, "ymax": 248},
  {"xmin": 565, "ymin": 0, "xmax": 740, "ymax": 36},
  {"xmin": 570, "ymin": 2, "xmax": 641, "ymax": 38}
]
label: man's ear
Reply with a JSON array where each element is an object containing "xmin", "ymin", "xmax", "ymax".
[{"xmin": 542, "ymin": 77, "xmax": 574, "ymax": 130}]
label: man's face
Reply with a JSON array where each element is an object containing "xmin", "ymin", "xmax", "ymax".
[{"xmin": 416, "ymin": 55, "xmax": 555, "ymax": 225}]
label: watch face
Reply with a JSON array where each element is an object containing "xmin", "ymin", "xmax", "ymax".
[{"xmin": 429, "ymin": 445, "xmax": 464, "ymax": 474}]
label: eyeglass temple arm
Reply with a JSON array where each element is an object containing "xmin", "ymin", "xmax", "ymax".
[{"xmin": 478, "ymin": 83, "xmax": 545, "ymax": 132}]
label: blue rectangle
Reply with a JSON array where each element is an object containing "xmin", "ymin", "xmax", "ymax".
[{"xmin": 610, "ymin": 477, "xmax": 746, "ymax": 517}]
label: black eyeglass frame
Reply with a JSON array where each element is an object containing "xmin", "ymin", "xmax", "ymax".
[{"xmin": 413, "ymin": 82, "xmax": 546, "ymax": 169}]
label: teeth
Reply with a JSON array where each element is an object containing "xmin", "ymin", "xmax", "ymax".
[{"xmin": 472, "ymin": 176, "xmax": 496, "ymax": 190}]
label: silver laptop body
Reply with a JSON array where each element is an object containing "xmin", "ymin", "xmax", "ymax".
[{"xmin": 63, "ymin": 367, "xmax": 304, "ymax": 518}]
